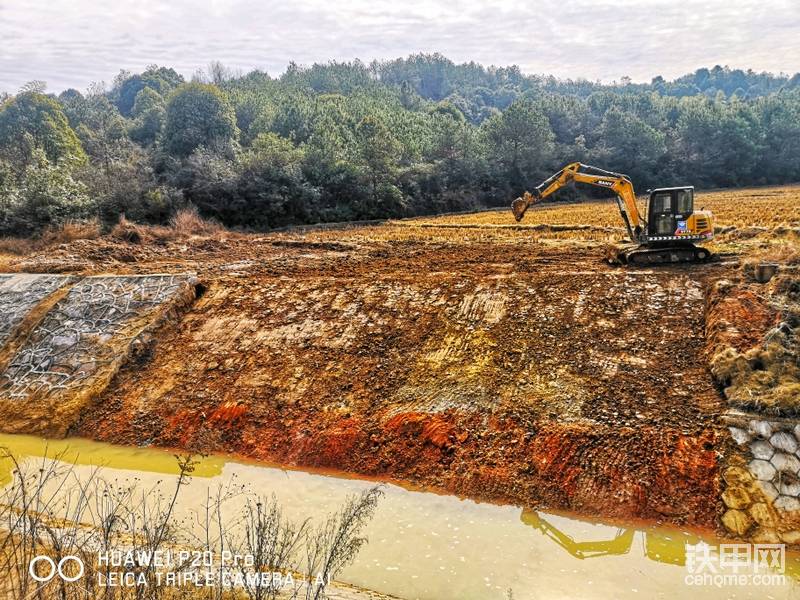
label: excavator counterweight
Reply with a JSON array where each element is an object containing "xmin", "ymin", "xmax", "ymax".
[{"xmin": 511, "ymin": 163, "xmax": 715, "ymax": 265}]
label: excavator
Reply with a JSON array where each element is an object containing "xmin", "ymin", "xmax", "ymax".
[
  {"xmin": 521, "ymin": 508, "xmax": 800, "ymax": 577},
  {"xmin": 521, "ymin": 509, "xmax": 693, "ymax": 565},
  {"xmin": 511, "ymin": 162, "xmax": 715, "ymax": 265}
]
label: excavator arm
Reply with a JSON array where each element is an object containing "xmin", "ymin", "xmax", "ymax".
[
  {"xmin": 511, "ymin": 162, "xmax": 646, "ymax": 242},
  {"xmin": 521, "ymin": 509, "xmax": 636, "ymax": 560}
]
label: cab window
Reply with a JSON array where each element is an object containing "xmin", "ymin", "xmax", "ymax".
[
  {"xmin": 652, "ymin": 192, "xmax": 672, "ymax": 213},
  {"xmin": 676, "ymin": 189, "xmax": 693, "ymax": 214}
]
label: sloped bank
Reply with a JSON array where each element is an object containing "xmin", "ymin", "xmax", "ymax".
[
  {"xmin": 66, "ymin": 248, "xmax": 728, "ymax": 532},
  {"xmin": 0, "ymin": 235, "xmax": 742, "ymax": 537}
]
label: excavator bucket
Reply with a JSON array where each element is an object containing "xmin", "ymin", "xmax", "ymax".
[
  {"xmin": 512, "ymin": 191, "xmax": 539, "ymax": 222},
  {"xmin": 511, "ymin": 197, "xmax": 528, "ymax": 222}
]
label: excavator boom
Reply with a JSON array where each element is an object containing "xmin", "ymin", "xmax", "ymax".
[{"xmin": 511, "ymin": 162, "xmax": 644, "ymax": 241}]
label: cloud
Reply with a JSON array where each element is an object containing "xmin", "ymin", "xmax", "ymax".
[{"xmin": 0, "ymin": 0, "xmax": 798, "ymax": 92}]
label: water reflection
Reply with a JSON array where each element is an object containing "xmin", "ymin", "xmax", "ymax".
[{"xmin": 524, "ymin": 510, "xmax": 650, "ymax": 561}]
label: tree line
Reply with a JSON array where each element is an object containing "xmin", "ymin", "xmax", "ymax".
[{"xmin": 1, "ymin": 54, "xmax": 799, "ymax": 235}]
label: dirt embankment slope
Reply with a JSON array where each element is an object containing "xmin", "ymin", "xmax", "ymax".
[{"xmin": 2, "ymin": 185, "xmax": 798, "ymax": 532}]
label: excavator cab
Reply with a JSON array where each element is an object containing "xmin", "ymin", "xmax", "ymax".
[
  {"xmin": 647, "ymin": 187, "xmax": 694, "ymax": 237},
  {"xmin": 645, "ymin": 186, "xmax": 713, "ymax": 243}
]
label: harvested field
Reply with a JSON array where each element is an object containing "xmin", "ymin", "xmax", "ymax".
[
  {"xmin": 411, "ymin": 186, "xmax": 800, "ymax": 230},
  {"xmin": 0, "ymin": 185, "xmax": 798, "ymax": 538}
]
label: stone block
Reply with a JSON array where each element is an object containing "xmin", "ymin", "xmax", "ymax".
[
  {"xmin": 729, "ymin": 426, "xmax": 750, "ymax": 446},
  {"xmin": 722, "ymin": 486, "xmax": 751, "ymax": 510},
  {"xmin": 779, "ymin": 477, "xmax": 800, "ymax": 497},
  {"xmin": 774, "ymin": 495, "xmax": 800, "ymax": 512},
  {"xmin": 723, "ymin": 466, "xmax": 753, "ymax": 486},
  {"xmin": 751, "ymin": 439, "xmax": 774, "ymax": 461},
  {"xmin": 770, "ymin": 431, "xmax": 798, "ymax": 454},
  {"xmin": 771, "ymin": 452, "xmax": 800, "ymax": 475},
  {"xmin": 749, "ymin": 459, "xmax": 776, "ymax": 481},
  {"xmin": 748, "ymin": 502, "xmax": 775, "ymax": 527},
  {"xmin": 721, "ymin": 509, "xmax": 753, "ymax": 536},
  {"xmin": 751, "ymin": 527, "xmax": 781, "ymax": 544},
  {"xmin": 757, "ymin": 481, "xmax": 780, "ymax": 502},
  {"xmin": 748, "ymin": 420, "xmax": 772, "ymax": 439},
  {"xmin": 780, "ymin": 530, "xmax": 800, "ymax": 544}
]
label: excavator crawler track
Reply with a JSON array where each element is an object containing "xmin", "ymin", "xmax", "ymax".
[{"xmin": 611, "ymin": 243, "xmax": 713, "ymax": 266}]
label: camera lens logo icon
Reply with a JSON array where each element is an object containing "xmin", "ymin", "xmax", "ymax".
[{"xmin": 29, "ymin": 555, "xmax": 84, "ymax": 582}]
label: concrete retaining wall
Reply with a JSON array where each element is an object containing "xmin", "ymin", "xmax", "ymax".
[
  {"xmin": 0, "ymin": 273, "xmax": 198, "ymax": 436},
  {"xmin": 0, "ymin": 274, "xmax": 75, "ymax": 345}
]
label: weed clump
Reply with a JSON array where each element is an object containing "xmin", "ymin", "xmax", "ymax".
[
  {"xmin": 110, "ymin": 214, "xmax": 151, "ymax": 244},
  {"xmin": 169, "ymin": 206, "xmax": 223, "ymax": 236},
  {"xmin": 111, "ymin": 207, "xmax": 224, "ymax": 245}
]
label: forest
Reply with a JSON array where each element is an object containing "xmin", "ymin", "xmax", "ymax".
[{"xmin": 0, "ymin": 53, "xmax": 799, "ymax": 235}]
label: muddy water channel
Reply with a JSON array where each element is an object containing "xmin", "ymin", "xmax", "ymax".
[{"xmin": 0, "ymin": 433, "xmax": 796, "ymax": 600}]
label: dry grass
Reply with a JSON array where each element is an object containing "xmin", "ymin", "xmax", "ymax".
[
  {"xmin": 110, "ymin": 214, "xmax": 152, "ymax": 244},
  {"xmin": 369, "ymin": 185, "xmax": 800, "ymax": 250},
  {"xmin": 169, "ymin": 205, "xmax": 224, "ymax": 236},
  {"xmin": 40, "ymin": 218, "xmax": 102, "ymax": 245},
  {"xmin": 0, "ymin": 208, "xmax": 225, "ymax": 255},
  {"xmin": 711, "ymin": 340, "xmax": 800, "ymax": 413},
  {"xmin": 0, "ymin": 219, "xmax": 102, "ymax": 256},
  {"xmin": 705, "ymin": 289, "xmax": 799, "ymax": 413},
  {"xmin": 111, "ymin": 207, "xmax": 225, "ymax": 245},
  {"xmin": 303, "ymin": 185, "xmax": 800, "ymax": 254},
  {"xmin": 0, "ymin": 237, "xmax": 34, "ymax": 256},
  {"xmin": 708, "ymin": 239, "xmax": 800, "ymax": 414},
  {"xmin": 412, "ymin": 185, "xmax": 800, "ymax": 230},
  {"xmin": 0, "ymin": 448, "xmax": 383, "ymax": 600},
  {"xmin": 2, "ymin": 186, "xmax": 797, "ymax": 262},
  {"xmin": 747, "ymin": 244, "xmax": 800, "ymax": 265}
]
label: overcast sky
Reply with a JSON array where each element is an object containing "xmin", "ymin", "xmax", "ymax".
[{"xmin": 1, "ymin": 0, "xmax": 798, "ymax": 93}]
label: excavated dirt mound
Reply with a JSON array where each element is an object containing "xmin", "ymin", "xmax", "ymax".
[{"xmin": 706, "ymin": 267, "xmax": 800, "ymax": 414}]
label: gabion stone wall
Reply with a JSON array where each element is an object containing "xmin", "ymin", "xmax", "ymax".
[
  {"xmin": 0, "ymin": 273, "xmax": 198, "ymax": 436},
  {"xmin": 722, "ymin": 412, "xmax": 800, "ymax": 544}
]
